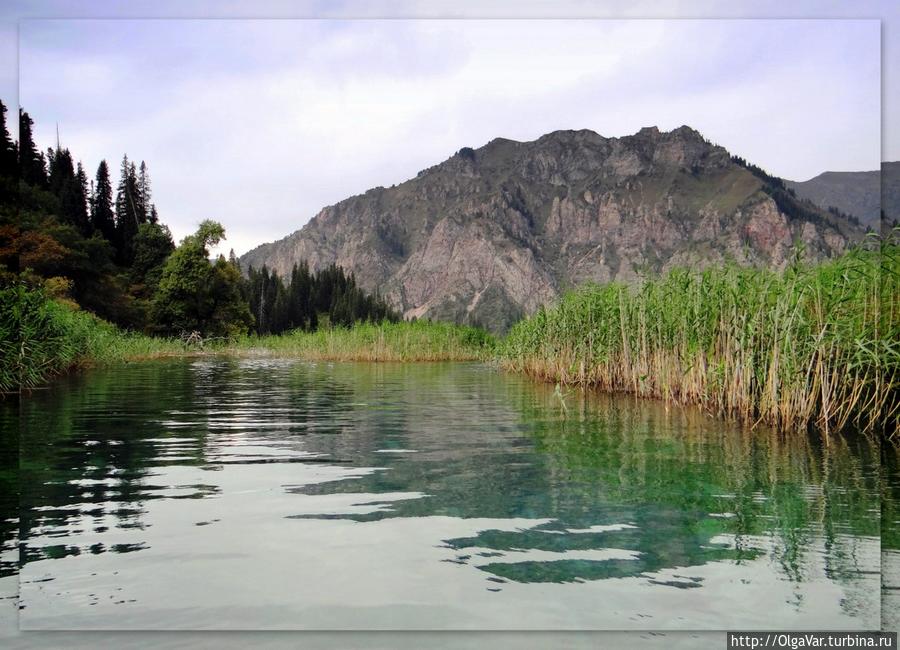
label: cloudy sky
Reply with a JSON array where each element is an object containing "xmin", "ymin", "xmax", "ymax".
[{"xmin": 7, "ymin": 10, "xmax": 886, "ymax": 257}]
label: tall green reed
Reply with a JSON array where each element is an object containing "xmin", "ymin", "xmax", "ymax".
[
  {"xmin": 1, "ymin": 283, "xmax": 184, "ymax": 392},
  {"xmin": 230, "ymin": 319, "xmax": 495, "ymax": 362},
  {"xmin": 498, "ymin": 237, "xmax": 898, "ymax": 437}
]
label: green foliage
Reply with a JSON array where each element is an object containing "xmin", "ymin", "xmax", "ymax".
[
  {"xmin": 498, "ymin": 236, "xmax": 899, "ymax": 438},
  {"xmin": 47, "ymin": 148, "xmax": 91, "ymax": 236},
  {"xmin": 243, "ymin": 261, "xmax": 398, "ymax": 335},
  {"xmin": 232, "ymin": 318, "xmax": 494, "ymax": 362},
  {"xmin": 730, "ymin": 154, "xmax": 861, "ymax": 229},
  {"xmin": 17, "ymin": 109, "xmax": 46, "ymax": 188},
  {"xmin": 193, "ymin": 219, "xmax": 225, "ymax": 248},
  {"xmin": 0, "ymin": 283, "xmax": 182, "ymax": 392},
  {"xmin": 131, "ymin": 222, "xmax": 174, "ymax": 292},
  {"xmin": 0, "ymin": 100, "xmax": 16, "ymax": 179},
  {"xmin": 152, "ymin": 221, "xmax": 252, "ymax": 337},
  {"xmin": 90, "ymin": 160, "xmax": 116, "ymax": 243},
  {"xmin": 114, "ymin": 155, "xmax": 140, "ymax": 264}
]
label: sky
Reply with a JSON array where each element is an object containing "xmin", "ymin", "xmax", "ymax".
[{"xmin": 0, "ymin": 2, "xmax": 892, "ymax": 259}]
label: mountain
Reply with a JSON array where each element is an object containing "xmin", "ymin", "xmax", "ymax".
[
  {"xmin": 785, "ymin": 162, "xmax": 900, "ymax": 231},
  {"xmin": 241, "ymin": 126, "xmax": 863, "ymax": 332}
]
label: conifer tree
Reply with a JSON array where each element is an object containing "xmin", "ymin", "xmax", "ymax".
[
  {"xmin": 46, "ymin": 147, "xmax": 90, "ymax": 235},
  {"xmin": 18, "ymin": 109, "xmax": 46, "ymax": 187},
  {"xmin": 73, "ymin": 162, "xmax": 92, "ymax": 236},
  {"xmin": 91, "ymin": 160, "xmax": 117, "ymax": 243},
  {"xmin": 0, "ymin": 100, "xmax": 17, "ymax": 179},
  {"xmin": 137, "ymin": 160, "xmax": 152, "ymax": 224},
  {"xmin": 114, "ymin": 155, "xmax": 140, "ymax": 263},
  {"xmin": 48, "ymin": 147, "xmax": 71, "ymax": 197}
]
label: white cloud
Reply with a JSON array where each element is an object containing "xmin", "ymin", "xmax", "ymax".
[{"xmin": 19, "ymin": 18, "xmax": 880, "ymax": 257}]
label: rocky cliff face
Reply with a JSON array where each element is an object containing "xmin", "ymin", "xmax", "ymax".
[{"xmin": 241, "ymin": 126, "xmax": 863, "ymax": 332}]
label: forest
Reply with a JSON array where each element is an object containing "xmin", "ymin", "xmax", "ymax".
[{"xmin": 0, "ymin": 99, "xmax": 396, "ymax": 340}]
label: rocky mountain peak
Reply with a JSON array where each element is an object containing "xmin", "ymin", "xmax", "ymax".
[{"xmin": 241, "ymin": 126, "xmax": 863, "ymax": 332}]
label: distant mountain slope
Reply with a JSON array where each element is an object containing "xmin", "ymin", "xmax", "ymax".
[
  {"xmin": 241, "ymin": 126, "xmax": 863, "ymax": 332},
  {"xmin": 785, "ymin": 162, "xmax": 899, "ymax": 230}
]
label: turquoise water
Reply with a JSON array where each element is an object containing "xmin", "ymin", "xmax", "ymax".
[{"xmin": 13, "ymin": 358, "xmax": 881, "ymax": 629}]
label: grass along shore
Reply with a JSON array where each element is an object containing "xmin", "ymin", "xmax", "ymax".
[
  {"xmin": 226, "ymin": 319, "xmax": 494, "ymax": 362},
  {"xmin": 2, "ymin": 286, "xmax": 494, "ymax": 392},
  {"xmin": 497, "ymin": 239, "xmax": 898, "ymax": 437},
  {"xmin": 7, "ymin": 239, "xmax": 898, "ymax": 439},
  {"xmin": 2, "ymin": 283, "xmax": 185, "ymax": 392}
]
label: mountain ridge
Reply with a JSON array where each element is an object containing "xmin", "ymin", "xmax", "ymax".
[
  {"xmin": 785, "ymin": 162, "xmax": 899, "ymax": 230},
  {"xmin": 241, "ymin": 125, "xmax": 863, "ymax": 332}
]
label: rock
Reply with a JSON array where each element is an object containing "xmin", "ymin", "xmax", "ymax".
[{"xmin": 241, "ymin": 126, "xmax": 864, "ymax": 332}]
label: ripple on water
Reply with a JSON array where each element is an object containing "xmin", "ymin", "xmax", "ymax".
[{"xmin": 14, "ymin": 359, "xmax": 882, "ymax": 630}]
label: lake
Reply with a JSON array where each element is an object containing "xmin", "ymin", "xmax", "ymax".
[{"xmin": 12, "ymin": 358, "xmax": 881, "ymax": 630}]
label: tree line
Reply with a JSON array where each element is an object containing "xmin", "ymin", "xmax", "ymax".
[
  {"xmin": 1, "ymin": 100, "xmax": 396, "ymax": 337},
  {"xmin": 730, "ymin": 154, "xmax": 864, "ymax": 230},
  {"xmin": 243, "ymin": 261, "xmax": 397, "ymax": 335}
]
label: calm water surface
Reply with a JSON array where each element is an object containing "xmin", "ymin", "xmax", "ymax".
[{"xmin": 14, "ymin": 359, "xmax": 880, "ymax": 630}]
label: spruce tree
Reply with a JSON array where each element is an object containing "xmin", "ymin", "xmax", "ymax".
[
  {"xmin": 91, "ymin": 160, "xmax": 117, "ymax": 243},
  {"xmin": 48, "ymin": 147, "xmax": 71, "ymax": 197},
  {"xmin": 0, "ymin": 100, "xmax": 17, "ymax": 178},
  {"xmin": 18, "ymin": 109, "xmax": 46, "ymax": 187},
  {"xmin": 137, "ymin": 160, "xmax": 152, "ymax": 223},
  {"xmin": 46, "ymin": 147, "xmax": 89, "ymax": 235},
  {"xmin": 73, "ymin": 162, "xmax": 91, "ymax": 236},
  {"xmin": 114, "ymin": 155, "xmax": 140, "ymax": 264}
]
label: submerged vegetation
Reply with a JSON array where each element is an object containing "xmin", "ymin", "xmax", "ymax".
[{"xmin": 498, "ymin": 237, "xmax": 899, "ymax": 438}]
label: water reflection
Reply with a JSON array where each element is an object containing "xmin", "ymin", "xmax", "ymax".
[
  {"xmin": 15, "ymin": 359, "xmax": 880, "ymax": 629},
  {"xmin": 882, "ymin": 444, "xmax": 900, "ymax": 631},
  {"xmin": 0, "ymin": 397, "xmax": 17, "ymax": 579}
]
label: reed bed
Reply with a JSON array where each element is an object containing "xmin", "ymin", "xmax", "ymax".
[
  {"xmin": 2, "ymin": 286, "xmax": 493, "ymax": 392},
  {"xmin": 497, "ymin": 238, "xmax": 899, "ymax": 438},
  {"xmin": 1, "ymin": 284, "xmax": 185, "ymax": 392},
  {"xmin": 231, "ymin": 319, "xmax": 495, "ymax": 362}
]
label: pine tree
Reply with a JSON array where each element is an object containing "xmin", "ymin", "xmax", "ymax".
[
  {"xmin": 289, "ymin": 261, "xmax": 312, "ymax": 330},
  {"xmin": 73, "ymin": 162, "xmax": 91, "ymax": 236},
  {"xmin": 91, "ymin": 160, "xmax": 116, "ymax": 243},
  {"xmin": 18, "ymin": 109, "xmax": 46, "ymax": 187},
  {"xmin": 114, "ymin": 155, "xmax": 140, "ymax": 264},
  {"xmin": 0, "ymin": 100, "xmax": 17, "ymax": 179},
  {"xmin": 47, "ymin": 146, "xmax": 65, "ymax": 196},
  {"xmin": 46, "ymin": 147, "xmax": 89, "ymax": 235},
  {"xmin": 137, "ymin": 160, "xmax": 152, "ymax": 224}
]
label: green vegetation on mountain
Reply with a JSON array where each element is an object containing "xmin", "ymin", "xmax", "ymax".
[{"xmin": 785, "ymin": 163, "xmax": 900, "ymax": 231}]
